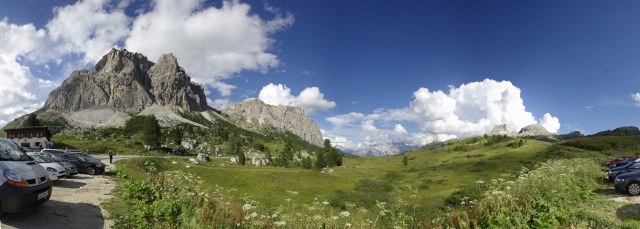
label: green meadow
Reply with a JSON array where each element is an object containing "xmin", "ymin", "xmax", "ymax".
[{"xmin": 100, "ymin": 134, "xmax": 639, "ymax": 228}]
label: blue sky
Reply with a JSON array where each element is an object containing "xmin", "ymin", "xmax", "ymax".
[{"xmin": 1, "ymin": 0, "xmax": 639, "ymax": 150}]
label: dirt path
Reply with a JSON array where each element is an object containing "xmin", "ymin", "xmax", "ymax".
[{"xmin": 0, "ymin": 156, "xmax": 125, "ymax": 229}]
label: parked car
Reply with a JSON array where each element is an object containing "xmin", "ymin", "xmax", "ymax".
[
  {"xmin": 60, "ymin": 153, "xmax": 105, "ymax": 175},
  {"xmin": 40, "ymin": 149, "xmax": 67, "ymax": 158},
  {"xmin": 610, "ymin": 158, "xmax": 637, "ymax": 168},
  {"xmin": 607, "ymin": 156, "xmax": 636, "ymax": 167},
  {"xmin": 0, "ymin": 138, "xmax": 52, "ymax": 215},
  {"xmin": 26, "ymin": 153, "xmax": 66, "ymax": 181},
  {"xmin": 614, "ymin": 171, "xmax": 640, "ymax": 195},
  {"xmin": 37, "ymin": 152, "xmax": 78, "ymax": 177},
  {"xmin": 608, "ymin": 159, "xmax": 640, "ymax": 181}
]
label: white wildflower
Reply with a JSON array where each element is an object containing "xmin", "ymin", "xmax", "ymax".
[{"xmin": 340, "ymin": 211, "xmax": 350, "ymax": 218}]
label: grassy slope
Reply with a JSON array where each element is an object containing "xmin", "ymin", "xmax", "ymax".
[{"xmin": 144, "ymin": 136, "xmax": 607, "ymax": 212}]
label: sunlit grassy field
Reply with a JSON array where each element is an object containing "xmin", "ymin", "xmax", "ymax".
[{"xmin": 125, "ymin": 137, "xmax": 605, "ymax": 212}]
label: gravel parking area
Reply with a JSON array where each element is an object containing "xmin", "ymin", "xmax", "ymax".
[{"xmin": 0, "ymin": 157, "xmax": 121, "ymax": 229}]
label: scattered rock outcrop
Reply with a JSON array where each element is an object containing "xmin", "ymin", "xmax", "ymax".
[
  {"xmin": 222, "ymin": 99, "xmax": 324, "ymax": 146},
  {"xmin": 196, "ymin": 153, "xmax": 210, "ymax": 162}
]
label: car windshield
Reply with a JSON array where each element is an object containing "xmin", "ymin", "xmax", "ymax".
[
  {"xmin": 37, "ymin": 154, "xmax": 54, "ymax": 163},
  {"xmin": 76, "ymin": 154, "xmax": 95, "ymax": 162},
  {"xmin": 81, "ymin": 153, "xmax": 99, "ymax": 161},
  {"xmin": 0, "ymin": 139, "xmax": 31, "ymax": 161},
  {"xmin": 45, "ymin": 154, "xmax": 63, "ymax": 162},
  {"xmin": 28, "ymin": 154, "xmax": 47, "ymax": 163}
]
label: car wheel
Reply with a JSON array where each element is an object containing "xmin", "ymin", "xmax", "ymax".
[
  {"xmin": 87, "ymin": 167, "xmax": 96, "ymax": 175},
  {"xmin": 627, "ymin": 182, "xmax": 640, "ymax": 196}
]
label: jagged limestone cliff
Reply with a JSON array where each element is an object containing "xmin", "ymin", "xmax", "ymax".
[
  {"xmin": 42, "ymin": 48, "xmax": 209, "ymax": 113},
  {"xmin": 222, "ymin": 99, "xmax": 324, "ymax": 146}
]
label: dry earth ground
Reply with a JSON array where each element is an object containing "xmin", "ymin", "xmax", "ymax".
[{"xmin": 0, "ymin": 157, "xmax": 121, "ymax": 229}]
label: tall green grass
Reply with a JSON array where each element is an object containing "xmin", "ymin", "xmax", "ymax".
[
  {"xmin": 429, "ymin": 158, "xmax": 620, "ymax": 228},
  {"xmin": 105, "ymin": 155, "xmax": 636, "ymax": 228}
]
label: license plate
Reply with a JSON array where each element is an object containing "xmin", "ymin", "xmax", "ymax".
[{"xmin": 37, "ymin": 191, "xmax": 49, "ymax": 200}]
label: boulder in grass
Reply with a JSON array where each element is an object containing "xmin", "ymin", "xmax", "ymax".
[
  {"xmin": 189, "ymin": 158, "xmax": 199, "ymax": 165},
  {"xmin": 197, "ymin": 153, "xmax": 210, "ymax": 162}
]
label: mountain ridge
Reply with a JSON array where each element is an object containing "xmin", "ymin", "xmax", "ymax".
[{"xmin": 3, "ymin": 49, "xmax": 324, "ymax": 147}]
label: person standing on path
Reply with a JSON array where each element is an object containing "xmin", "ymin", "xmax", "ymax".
[{"xmin": 109, "ymin": 151, "xmax": 113, "ymax": 164}]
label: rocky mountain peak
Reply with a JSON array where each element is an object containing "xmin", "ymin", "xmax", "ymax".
[
  {"xmin": 94, "ymin": 48, "xmax": 153, "ymax": 74},
  {"xmin": 222, "ymin": 99, "xmax": 324, "ymax": 146},
  {"xmin": 490, "ymin": 124, "xmax": 509, "ymax": 135},
  {"xmin": 150, "ymin": 53, "xmax": 184, "ymax": 76},
  {"xmin": 41, "ymin": 49, "xmax": 209, "ymax": 113},
  {"xmin": 517, "ymin": 124, "xmax": 551, "ymax": 136}
]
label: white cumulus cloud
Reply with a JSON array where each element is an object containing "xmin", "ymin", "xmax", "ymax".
[
  {"xmin": 41, "ymin": 0, "xmax": 131, "ymax": 65},
  {"xmin": 0, "ymin": 0, "xmax": 293, "ymax": 126},
  {"xmin": 632, "ymin": 93, "xmax": 640, "ymax": 107},
  {"xmin": 539, "ymin": 113, "xmax": 561, "ymax": 133},
  {"xmin": 0, "ymin": 19, "xmax": 58, "ymax": 127},
  {"xmin": 208, "ymin": 98, "xmax": 231, "ymax": 110},
  {"xmin": 326, "ymin": 79, "xmax": 561, "ymax": 149},
  {"xmin": 125, "ymin": 0, "xmax": 293, "ymax": 96},
  {"xmin": 258, "ymin": 83, "xmax": 336, "ymax": 115}
]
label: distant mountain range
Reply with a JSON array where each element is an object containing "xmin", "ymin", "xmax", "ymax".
[{"xmin": 338, "ymin": 142, "xmax": 417, "ymax": 157}]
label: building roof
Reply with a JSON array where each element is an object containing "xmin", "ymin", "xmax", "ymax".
[{"xmin": 4, "ymin": 126, "xmax": 52, "ymax": 139}]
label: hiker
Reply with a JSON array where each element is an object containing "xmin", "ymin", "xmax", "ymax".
[{"xmin": 109, "ymin": 151, "xmax": 113, "ymax": 164}]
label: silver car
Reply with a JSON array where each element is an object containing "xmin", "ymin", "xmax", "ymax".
[
  {"xmin": 38, "ymin": 152, "xmax": 78, "ymax": 177},
  {"xmin": 0, "ymin": 138, "xmax": 52, "ymax": 215}
]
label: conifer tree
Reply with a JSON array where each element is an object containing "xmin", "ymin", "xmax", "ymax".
[
  {"xmin": 237, "ymin": 147, "xmax": 246, "ymax": 165},
  {"xmin": 142, "ymin": 116, "xmax": 161, "ymax": 147},
  {"xmin": 25, "ymin": 113, "xmax": 41, "ymax": 126},
  {"xmin": 315, "ymin": 151, "xmax": 326, "ymax": 169}
]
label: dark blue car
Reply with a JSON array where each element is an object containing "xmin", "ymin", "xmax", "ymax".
[
  {"xmin": 615, "ymin": 171, "xmax": 640, "ymax": 195},
  {"xmin": 608, "ymin": 159, "xmax": 640, "ymax": 181}
]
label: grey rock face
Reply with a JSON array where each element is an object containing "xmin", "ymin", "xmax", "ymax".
[
  {"xmin": 490, "ymin": 124, "xmax": 509, "ymax": 135},
  {"xmin": 517, "ymin": 124, "xmax": 551, "ymax": 136},
  {"xmin": 42, "ymin": 48, "xmax": 209, "ymax": 113},
  {"xmin": 222, "ymin": 99, "xmax": 324, "ymax": 147}
]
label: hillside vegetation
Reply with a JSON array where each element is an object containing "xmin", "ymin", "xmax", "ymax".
[{"xmin": 99, "ymin": 133, "xmax": 640, "ymax": 228}]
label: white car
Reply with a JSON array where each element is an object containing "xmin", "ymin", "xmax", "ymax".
[{"xmin": 27, "ymin": 153, "xmax": 66, "ymax": 181}]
